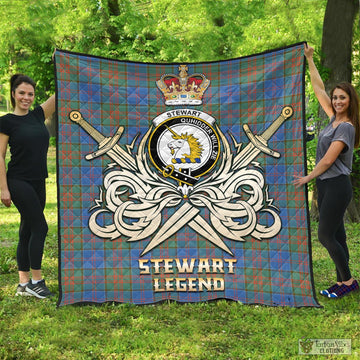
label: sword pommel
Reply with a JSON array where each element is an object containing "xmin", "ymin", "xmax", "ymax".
[
  {"xmin": 281, "ymin": 106, "xmax": 293, "ymax": 119},
  {"xmin": 69, "ymin": 110, "xmax": 83, "ymax": 124}
]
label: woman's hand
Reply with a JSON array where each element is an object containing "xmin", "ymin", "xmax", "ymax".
[
  {"xmin": 1, "ymin": 189, "xmax": 11, "ymax": 207},
  {"xmin": 304, "ymin": 44, "xmax": 314, "ymax": 60},
  {"xmin": 293, "ymin": 174, "xmax": 311, "ymax": 188}
]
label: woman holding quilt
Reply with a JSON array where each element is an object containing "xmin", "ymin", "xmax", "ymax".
[
  {"xmin": 0, "ymin": 74, "xmax": 55, "ymax": 299},
  {"xmin": 294, "ymin": 44, "xmax": 359, "ymax": 299}
]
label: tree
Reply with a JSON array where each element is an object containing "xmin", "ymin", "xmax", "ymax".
[
  {"xmin": 0, "ymin": 0, "xmax": 57, "ymax": 105},
  {"xmin": 321, "ymin": 0, "xmax": 358, "ymax": 92}
]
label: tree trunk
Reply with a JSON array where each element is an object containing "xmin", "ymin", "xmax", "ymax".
[
  {"xmin": 321, "ymin": 0, "xmax": 357, "ymax": 91},
  {"xmin": 107, "ymin": 0, "xmax": 121, "ymax": 44},
  {"xmin": 311, "ymin": 0, "xmax": 359, "ymax": 221}
]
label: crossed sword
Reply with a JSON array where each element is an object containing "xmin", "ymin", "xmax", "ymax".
[{"xmin": 69, "ymin": 106, "xmax": 293, "ymax": 256}]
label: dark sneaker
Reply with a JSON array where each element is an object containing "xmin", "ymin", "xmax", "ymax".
[
  {"xmin": 319, "ymin": 283, "xmax": 340, "ymax": 297},
  {"xmin": 25, "ymin": 279, "xmax": 54, "ymax": 299},
  {"xmin": 16, "ymin": 284, "xmax": 33, "ymax": 297},
  {"xmin": 328, "ymin": 280, "xmax": 359, "ymax": 299}
]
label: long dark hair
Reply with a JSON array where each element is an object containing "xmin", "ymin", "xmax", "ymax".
[
  {"xmin": 10, "ymin": 74, "xmax": 36, "ymax": 108},
  {"xmin": 330, "ymin": 82, "xmax": 360, "ymax": 148}
]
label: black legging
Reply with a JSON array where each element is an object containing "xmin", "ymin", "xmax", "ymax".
[
  {"xmin": 316, "ymin": 174, "xmax": 352, "ymax": 282},
  {"xmin": 7, "ymin": 178, "xmax": 48, "ymax": 271}
]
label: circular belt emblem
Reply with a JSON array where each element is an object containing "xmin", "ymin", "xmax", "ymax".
[{"xmin": 148, "ymin": 110, "xmax": 220, "ymax": 185}]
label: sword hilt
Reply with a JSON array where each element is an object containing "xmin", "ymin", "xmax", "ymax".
[
  {"xmin": 85, "ymin": 127, "xmax": 124, "ymax": 160},
  {"xmin": 261, "ymin": 106, "xmax": 294, "ymax": 141},
  {"xmin": 242, "ymin": 106, "xmax": 294, "ymax": 158}
]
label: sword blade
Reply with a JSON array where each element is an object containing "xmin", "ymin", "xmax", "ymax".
[
  {"xmin": 188, "ymin": 216, "xmax": 233, "ymax": 255},
  {"xmin": 234, "ymin": 142, "xmax": 260, "ymax": 170},
  {"xmin": 107, "ymin": 145, "xmax": 137, "ymax": 170},
  {"xmin": 141, "ymin": 202, "xmax": 199, "ymax": 256},
  {"xmin": 141, "ymin": 203, "xmax": 234, "ymax": 256}
]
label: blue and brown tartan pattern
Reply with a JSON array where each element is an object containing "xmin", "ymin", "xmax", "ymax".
[{"xmin": 55, "ymin": 43, "xmax": 320, "ymax": 307}]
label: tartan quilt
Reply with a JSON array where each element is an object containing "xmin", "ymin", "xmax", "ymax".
[{"xmin": 55, "ymin": 42, "xmax": 320, "ymax": 307}]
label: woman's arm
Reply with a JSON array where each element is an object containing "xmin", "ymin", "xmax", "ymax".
[
  {"xmin": 293, "ymin": 140, "xmax": 346, "ymax": 187},
  {"xmin": 40, "ymin": 94, "xmax": 55, "ymax": 119},
  {"xmin": 0, "ymin": 133, "xmax": 11, "ymax": 207},
  {"xmin": 304, "ymin": 44, "xmax": 334, "ymax": 118}
]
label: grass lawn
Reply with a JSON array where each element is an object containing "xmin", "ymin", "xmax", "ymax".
[{"xmin": 0, "ymin": 145, "xmax": 359, "ymax": 360}]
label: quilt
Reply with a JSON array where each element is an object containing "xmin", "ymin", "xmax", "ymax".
[{"xmin": 55, "ymin": 42, "xmax": 320, "ymax": 307}]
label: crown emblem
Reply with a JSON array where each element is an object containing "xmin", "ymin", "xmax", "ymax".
[{"xmin": 156, "ymin": 65, "xmax": 210, "ymax": 105}]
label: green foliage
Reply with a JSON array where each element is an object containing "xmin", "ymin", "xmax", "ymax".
[
  {"xmin": 0, "ymin": 0, "xmax": 328, "ymax": 86},
  {"xmin": 237, "ymin": 0, "xmax": 327, "ymax": 55},
  {"xmin": 0, "ymin": 0, "xmax": 57, "ymax": 104},
  {"xmin": 49, "ymin": 136, "xmax": 57, "ymax": 147}
]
